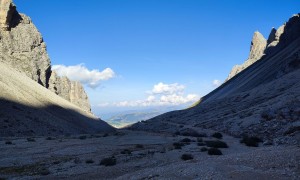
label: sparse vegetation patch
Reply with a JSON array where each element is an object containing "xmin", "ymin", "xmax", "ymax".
[
  {"xmin": 208, "ymin": 148, "xmax": 222, "ymax": 155},
  {"xmin": 100, "ymin": 157, "xmax": 117, "ymax": 166},
  {"xmin": 205, "ymin": 140, "xmax": 228, "ymax": 148},
  {"xmin": 240, "ymin": 135, "xmax": 262, "ymax": 147},
  {"xmin": 79, "ymin": 135, "xmax": 87, "ymax": 140},
  {"xmin": 120, "ymin": 149, "xmax": 132, "ymax": 155},
  {"xmin": 5, "ymin": 141, "xmax": 12, "ymax": 145},
  {"xmin": 85, "ymin": 159, "xmax": 94, "ymax": 164},
  {"xmin": 135, "ymin": 144, "xmax": 144, "ymax": 148},
  {"xmin": 181, "ymin": 154, "xmax": 194, "ymax": 161},
  {"xmin": 212, "ymin": 132, "xmax": 223, "ymax": 139}
]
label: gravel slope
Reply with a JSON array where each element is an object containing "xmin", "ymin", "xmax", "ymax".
[{"xmin": 0, "ymin": 61, "xmax": 114, "ymax": 136}]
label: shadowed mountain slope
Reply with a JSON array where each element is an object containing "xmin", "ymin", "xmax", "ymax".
[
  {"xmin": 0, "ymin": 61, "xmax": 114, "ymax": 137},
  {"xmin": 129, "ymin": 14, "xmax": 300, "ymax": 144}
]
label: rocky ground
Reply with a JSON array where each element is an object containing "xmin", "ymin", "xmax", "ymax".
[{"xmin": 0, "ymin": 129, "xmax": 299, "ymax": 180}]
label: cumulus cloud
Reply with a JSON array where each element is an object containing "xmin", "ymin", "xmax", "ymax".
[
  {"xmin": 99, "ymin": 82, "xmax": 200, "ymax": 107},
  {"xmin": 152, "ymin": 82, "xmax": 185, "ymax": 94},
  {"xmin": 52, "ymin": 64, "xmax": 115, "ymax": 88},
  {"xmin": 212, "ymin": 79, "xmax": 222, "ymax": 87},
  {"xmin": 147, "ymin": 95, "xmax": 156, "ymax": 102}
]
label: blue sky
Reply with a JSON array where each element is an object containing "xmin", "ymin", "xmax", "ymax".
[{"xmin": 14, "ymin": 0, "xmax": 300, "ymax": 116}]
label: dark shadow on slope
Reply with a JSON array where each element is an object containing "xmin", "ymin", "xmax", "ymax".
[
  {"xmin": 0, "ymin": 98, "xmax": 115, "ymax": 137},
  {"xmin": 198, "ymin": 14, "xmax": 300, "ymax": 104},
  {"xmin": 127, "ymin": 14, "xmax": 300, "ymax": 138}
]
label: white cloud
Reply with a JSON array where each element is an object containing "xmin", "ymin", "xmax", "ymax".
[
  {"xmin": 160, "ymin": 93, "xmax": 199, "ymax": 105},
  {"xmin": 52, "ymin": 64, "xmax": 115, "ymax": 88},
  {"xmin": 98, "ymin": 82, "xmax": 200, "ymax": 107},
  {"xmin": 152, "ymin": 82, "xmax": 185, "ymax": 94},
  {"xmin": 147, "ymin": 95, "xmax": 156, "ymax": 102},
  {"xmin": 212, "ymin": 79, "xmax": 222, "ymax": 87}
]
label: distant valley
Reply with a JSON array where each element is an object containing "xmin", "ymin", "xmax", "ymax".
[{"xmin": 102, "ymin": 106, "xmax": 186, "ymax": 128}]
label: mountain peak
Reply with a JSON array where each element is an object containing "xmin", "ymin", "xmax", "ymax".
[
  {"xmin": 249, "ymin": 31, "xmax": 267, "ymax": 60},
  {"xmin": 226, "ymin": 31, "xmax": 267, "ymax": 80},
  {"xmin": 267, "ymin": 27, "xmax": 277, "ymax": 45}
]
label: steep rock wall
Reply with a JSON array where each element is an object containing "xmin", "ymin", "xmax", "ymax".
[{"xmin": 0, "ymin": 0, "xmax": 92, "ymax": 113}]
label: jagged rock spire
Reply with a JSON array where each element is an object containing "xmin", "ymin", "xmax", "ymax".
[
  {"xmin": 226, "ymin": 31, "xmax": 267, "ymax": 80},
  {"xmin": 267, "ymin": 25, "xmax": 285, "ymax": 49},
  {"xmin": 267, "ymin": 27, "xmax": 277, "ymax": 45},
  {"xmin": 248, "ymin": 31, "xmax": 267, "ymax": 60}
]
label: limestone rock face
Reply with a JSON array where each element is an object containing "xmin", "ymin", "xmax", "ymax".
[
  {"xmin": 227, "ymin": 31, "xmax": 267, "ymax": 80},
  {"xmin": 228, "ymin": 14, "xmax": 300, "ymax": 81},
  {"xmin": 0, "ymin": 0, "xmax": 15, "ymax": 30},
  {"xmin": 267, "ymin": 28, "xmax": 277, "ymax": 45},
  {"xmin": 249, "ymin": 31, "xmax": 267, "ymax": 60},
  {"xmin": 266, "ymin": 25, "xmax": 285, "ymax": 52},
  {"xmin": 49, "ymin": 71, "xmax": 91, "ymax": 113},
  {"xmin": 0, "ymin": 0, "xmax": 51, "ymax": 87},
  {"xmin": 0, "ymin": 1, "xmax": 92, "ymax": 113},
  {"xmin": 266, "ymin": 14, "xmax": 300, "ymax": 55}
]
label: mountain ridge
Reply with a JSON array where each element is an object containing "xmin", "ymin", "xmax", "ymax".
[{"xmin": 129, "ymin": 13, "xmax": 300, "ymax": 145}]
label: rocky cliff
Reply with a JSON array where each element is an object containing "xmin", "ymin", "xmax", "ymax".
[
  {"xmin": 0, "ymin": 0, "xmax": 91, "ymax": 113},
  {"xmin": 227, "ymin": 14, "xmax": 300, "ymax": 80},
  {"xmin": 227, "ymin": 31, "xmax": 267, "ymax": 80},
  {"xmin": 49, "ymin": 71, "xmax": 91, "ymax": 113},
  {"xmin": 0, "ymin": 0, "xmax": 51, "ymax": 87}
]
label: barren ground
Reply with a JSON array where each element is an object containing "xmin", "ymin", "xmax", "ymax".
[{"xmin": 0, "ymin": 129, "xmax": 299, "ymax": 180}]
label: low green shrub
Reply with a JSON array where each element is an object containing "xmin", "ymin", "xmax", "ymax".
[
  {"xmin": 240, "ymin": 136, "xmax": 262, "ymax": 147},
  {"xmin": 39, "ymin": 168, "xmax": 50, "ymax": 176},
  {"xmin": 5, "ymin": 141, "xmax": 12, "ymax": 145},
  {"xmin": 205, "ymin": 140, "xmax": 228, "ymax": 148},
  {"xmin": 212, "ymin": 132, "xmax": 223, "ymax": 139},
  {"xmin": 85, "ymin": 159, "xmax": 94, "ymax": 164},
  {"xmin": 100, "ymin": 157, "xmax": 116, "ymax": 166},
  {"xmin": 208, "ymin": 148, "xmax": 222, "ymax": 155},
  {"xmin": 120, "ymin": 149, "xmax": 131, "ymax": 155},
  {"xmin": 135, "ymin": 144, "xmax": 144, "ymax": 148},
  {"xmin": 46, "ymin": 137, "xmax": 54, "ymax": 140},
  {"xmin": 79, "ymin": 135, "xmax": 87, "ymax": 140},
  {"xmin": 181, "ymin": 154, "xmax": 193, "ymax": 161}
]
